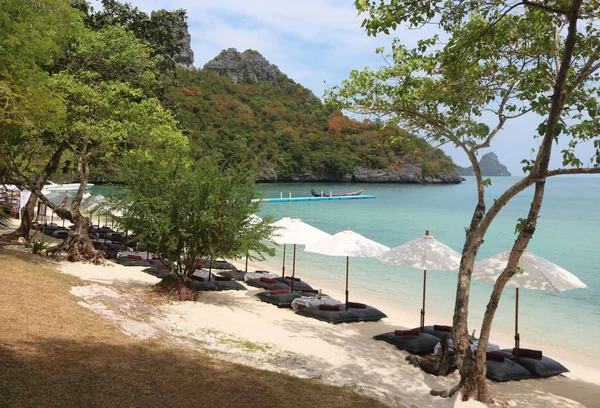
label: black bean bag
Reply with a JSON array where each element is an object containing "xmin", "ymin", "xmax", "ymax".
[
  {"xmin": 255, "ymin": 290, "xmax": 314, "ymax": 308},
  {"xmin": 218, "ymin": 270, "xmax": 247, "ymax": 281},
  {"xmin": 485, "ymin": 354, "xmax": 534, "ymax": 382},
  {"xmin": 214, "ymin": 279, "xmax": 247, "ymax": 291},
  {"xmin": 115, "ymin": 256, "xmax": 152, "ymax": 267},
  {"xmin": 245, "ymin": 278, "xmax": 290, "ymax": 291},
  {"xmin": 373, "ymin": 330, "xmax": 442, "ymax": 354},
  {"xmin": 296, "ymin": 304, "xmax": 386, "ymax": 324},
  {"xmin": 51, "ymin": 229, "xmax": 70, "ymax": 239},
  {"xmin": 143, "ymin": 267, "xmax": 173, "ymax": 279},
  {"xmin": 496, "ymin": 349, "xmax": 569, "ymax": 378},
  {"xmin": 105, "ymin": 232, "xmax": 124, "ymax": 242},
  {"xmin": 91, "ymin": 240, "xmax": 107, "ymax": 251},
  {"xmin": 193, "ymin": 281, "xmax": 220, "ymax": 291},
  {"xmin": 206, "ymin": 260, "xmax": 237, "ymax": 270},
  {"xmin": 274, "ymin": 277, "xmax": 313, "ymax": 291},
  {"xmin": 411, "ymin": 325, "xmax": 454, "ymax": 341},
  {"xmin": 149, "ymin": 259, "xmax": 171, "ymax": 267}
]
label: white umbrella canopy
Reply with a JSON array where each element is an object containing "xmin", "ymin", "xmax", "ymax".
[
  {"xmin": 270, "ymin": 216, "xmax": 331, "ymax": 287},
  {"xmin": 377, "ymin": 230, "xmax": 461, "ymax": 331},
  {"xmin": 242, "ymin": 214, "xmax": 263, "ymax": 272},
  {"xmin": 305, "ymin": 228, "xmax": 389, "ymax": 306},
  {"xmin": 473, "ymin": 250, "xmax": 588, "ymax": 292},
  {"xmin": 473, "ymin": 250, "xmax": 588, "ymax": 357}
]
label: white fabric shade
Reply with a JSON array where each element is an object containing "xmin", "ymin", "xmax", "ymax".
[
  {"xmin": 271, "ymin": 216, "xmax": 331, "ymax": 245},
  {"xmin": 305, "ymin": 228, "xmax": 389, "ymax": 306},
  {"xmin": 473, "ymin": 250, "xmax": 588, "ymax": 292},
  {"xmin": 473, "ymin": 249, "xmax": 587, "ymax": 356},
  {"xmin": 377, "ymin": 231, "xmax": 461, "ymax": 271},
  {"xmin": 304, "ymin": 229, "xmax": 389, "ymax": 258},
  {"xmin": 270, "ymin": 216, "xmax": 330, "ymax": 287}
]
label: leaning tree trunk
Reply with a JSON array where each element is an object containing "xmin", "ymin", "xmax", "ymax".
[
  {"xmin": 455, "ymin": 2, "xmax": 582, "ymax": 401},
  {"xmin": 1, "ymin": 144, "xmax": 67, "ymax": 242},
  {"xmin": 64, "ymin": 151, "xmax": 103, "ymax": 263}
]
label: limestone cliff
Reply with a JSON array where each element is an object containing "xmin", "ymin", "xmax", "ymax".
[
  {"xmin": 457, "ymin": 152, "xmax": 511, "ymax": 177},
  {"xmin": 203, "ymin": 48, "xmax": 291, "ymax": 86}
]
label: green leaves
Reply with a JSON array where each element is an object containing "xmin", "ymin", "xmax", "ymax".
[{"xmin": 114, "ymin": 158, "xmax": 274, "ymax": 276}]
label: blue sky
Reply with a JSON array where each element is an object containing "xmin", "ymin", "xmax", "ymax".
[{"xmin": 99, "ymin": 0, "xmax": 597, "ymax": 174}]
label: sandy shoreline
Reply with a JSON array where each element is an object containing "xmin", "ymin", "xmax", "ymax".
[{"xmin": 50, "ymin": 253, "xmax": 600, "ymax": 408}]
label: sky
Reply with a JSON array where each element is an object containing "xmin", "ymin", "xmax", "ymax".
[{"xmin": 95, "ymin": 0, "xmax": 597, "ymax": 175}]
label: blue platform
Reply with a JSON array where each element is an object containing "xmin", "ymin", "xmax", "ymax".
[{"xmin": 253, "ymin": 195, "xmax": 377, "ymax": 203}]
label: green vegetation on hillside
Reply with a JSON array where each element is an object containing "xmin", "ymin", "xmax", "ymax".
[{"xmin": 164, "ymin": 68, "xmax": 456, "ymax": 180}]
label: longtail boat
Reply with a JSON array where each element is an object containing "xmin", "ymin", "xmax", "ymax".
[{"xmin": 309, "ymin": 188, "xmax": 365, "ymax": 197}]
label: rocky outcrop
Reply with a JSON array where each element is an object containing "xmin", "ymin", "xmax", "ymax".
[
  {"xmin": 457, "ymin": 152, "xmax": 511, "ymax": 176},
  {"xmin": 174, "ymin": 29, "xmax": 194, "ymax": 69},
  {"xmin": 255, "ymin": 165, "xmax": 463, "ymax": 184},
  {"xmin": 203, "ymin": 48, "xmax": 290, "ymax": 86}
]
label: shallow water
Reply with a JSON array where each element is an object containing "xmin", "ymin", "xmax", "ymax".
[{"xmin": 254, "ymin": 177, "xmax": 600, "ymax": 353}]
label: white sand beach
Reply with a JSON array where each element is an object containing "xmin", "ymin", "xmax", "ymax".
[{"xmin": 57, "ymin": 256, "xmax": 600, "ymax": 408}]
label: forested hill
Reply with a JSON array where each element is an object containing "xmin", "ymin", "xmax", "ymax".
[{"xmin": 164, "ymin": 48, "xmax": 463, "ymax": 183}]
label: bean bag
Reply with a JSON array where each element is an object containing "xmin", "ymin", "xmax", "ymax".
[
  {"xmin": 51, "ymin": 230, "xmax": 70, "ymax": 239},
  {"xmin": 149, "ymin": 259, "xmax": 171, "ymax": 267},
  {"xmin": 255, "ymin": 290, "xmax": 317, "ymax": 308},
  {"xmin": 496, "ymin": 349, "xmax": 569, "ymax": 378},
  {"xmin": 143, "ymin": 267, "xmax": 172, "ymax": 279},
  {"xmin": 274, "ymin": 277, "xmax": 313, "ymax": 291},
  {"xmin": 115, "ymin": 256, "xmax": 152, "ymax": 267},
  {"xmin": 207, "ymin": 260, "xmax": 237, "ymax": 270},
  {"xmin": 245, "ymin": 278, "xmax": 290, "ymax": 291},
  {"xmin": 193, "ymin": 281, "xmax": 220, "ymax": 291},
  {"xmin": 373, "ymin": 330, "xmax": 442, "ymax": 354},
  {"xmin": 411, "ymin": 325, "xmax": 454, "ymax": 341},
  {"xmin": 214, "ymin": 280, "xmax": 247, "ymax": 291},
  {"xmin": 296, "ymin": 304, "xmax": 386, "ymax": 324},
  {"xmin": 218, "ymin": 270, "xmax": 247, "ymax": 281},
  {"xmin": 485, "ymin": 352, "xmax": 534, "ymax": 382}
]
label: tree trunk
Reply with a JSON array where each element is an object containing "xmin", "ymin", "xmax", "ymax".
[
  {"xmin": 64, "ymin": 150, "xmax": 103, "ymax": 263},
  {"xmin": 1, "ymin": 144, "xmax": 67, "ymax": 242},
  {"xmin": 452, "ymin": 1, "xmax": 582, "ymax": 401}
]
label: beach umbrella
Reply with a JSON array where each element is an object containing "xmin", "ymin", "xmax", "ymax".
[
  {"xmin": 377, "ymin": 230, "xmax": 461, "ymax": 331},
  {"xmin": 473, "ymin": 250, "xmax": 588, "ymax": 359},
  {"xmin": 243, "ymin": 214, "xmax": 262, "ymax": 272},
  {"xmin": 305, "ymin": 228, "xmax": 389, "ymax": 306},
  {"xmin": 271, "ymin": 216, "xmax": 330, "ymax": 290}
]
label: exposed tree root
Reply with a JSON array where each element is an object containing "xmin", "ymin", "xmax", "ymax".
[{"xmin": 153, "ymin": 275, "xmax": 198, "ymax": 301}]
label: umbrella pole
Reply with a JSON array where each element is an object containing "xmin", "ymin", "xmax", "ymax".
[
  {"xmin": 291, "ymin": 244, "xmax": 296, "ymax": 291},
  {"xmin": 515, "ymin": 287, "xmax": 520, "ymax": 360},
  {"xmin": 345, "ymin": 256, "xmax": 349, "ymax": 307},
  {"xmin": 281, "ymin": 244, "xmax": 286, "ymax": 280},
  {"xmin": 421, "ymin": 269, "xmax": 427, "ymax": 332}
]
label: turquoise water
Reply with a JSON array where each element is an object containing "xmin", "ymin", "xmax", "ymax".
[{"xmin": 255, "ymin": 177, "xmax": 600, "ymax": 352}]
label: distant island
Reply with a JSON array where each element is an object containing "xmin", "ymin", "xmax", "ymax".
[
  {"xmin": 456, "ymin": 152, "xmax": 511, "ymax": 177},
  {"xmin": 154, "ymin": 44, "xmax": 465, "ymax": 184}
]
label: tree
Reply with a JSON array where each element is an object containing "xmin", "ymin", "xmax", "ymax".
[
  {"xmin": 3, "ymin": 24, "xmax": 187, "ymax": 262},
  {"xmin": 328, "ymin": 0, "xmax": 600, "ymax": 402},
  {"xmin": 113, "ymin": 158, "xmax": 274, "ymax": 282},
  {"xmin": 0, "ymin": 0, "xmax": 83, "ymax": 241}
]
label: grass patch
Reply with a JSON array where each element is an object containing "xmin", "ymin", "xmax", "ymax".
[{"xmin": 0, "ymin": 247, "xmax": 385, "ymax": 408}]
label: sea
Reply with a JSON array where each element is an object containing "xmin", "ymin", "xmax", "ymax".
[
  {"xmin": 252, "ymin": 177, "xmax": 600, "ymax": 353},
  {"xmin": 91, "ymin": 176, "xmax": 600, "ymax": 353}
]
